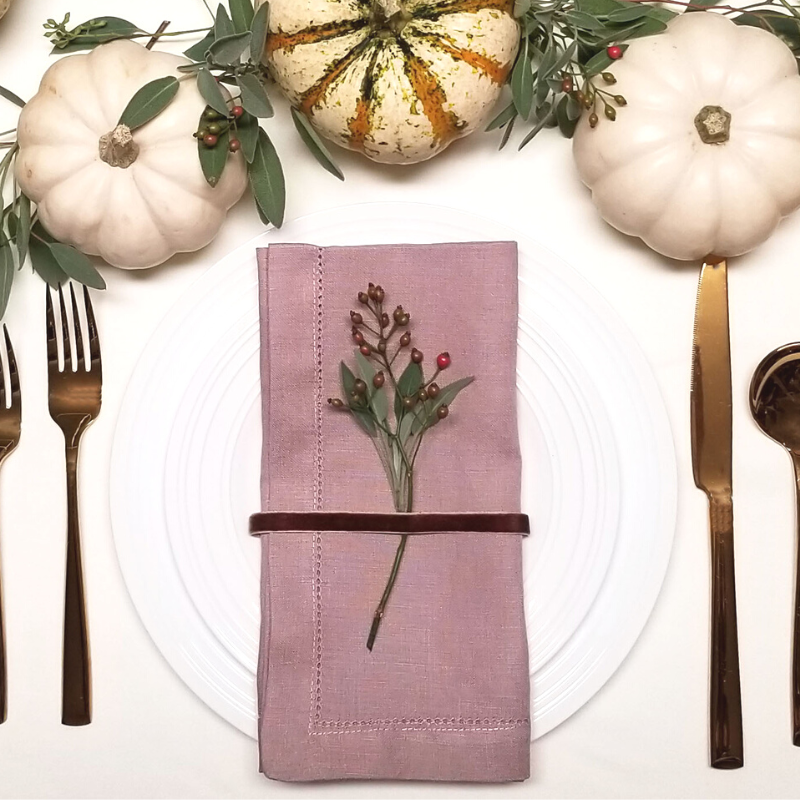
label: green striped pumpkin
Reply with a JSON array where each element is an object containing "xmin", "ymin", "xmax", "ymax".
[{"xmin": 262, "ymin": 0, "xmax": 519, "ymax": 164}]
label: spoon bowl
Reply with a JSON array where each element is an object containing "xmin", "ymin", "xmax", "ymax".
[{"xmin": 750, "ymin": 342, "xmax": 800, "ymax": 747}]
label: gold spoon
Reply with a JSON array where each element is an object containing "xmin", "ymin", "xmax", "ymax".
[{"xmin": 750, "ymin": 343, "xmax": 800, "ymax": 746}]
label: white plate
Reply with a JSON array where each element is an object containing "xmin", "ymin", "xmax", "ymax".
[{"xmin": 110, "ymin": 202, "xmax": 677, "ymax": 739}]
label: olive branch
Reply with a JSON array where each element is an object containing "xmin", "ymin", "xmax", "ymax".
[{"xmin": 493, "ymin": 0, "xmax": 800, "ymax": 148}]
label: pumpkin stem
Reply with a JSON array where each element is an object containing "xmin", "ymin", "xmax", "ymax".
[
  {"xmin": 694, "ymin": 106, "xmax": 731, "ymax": 145},
  {"xmin": 98, "ymin": 124, "xmax": 140, "ymax": 168}
]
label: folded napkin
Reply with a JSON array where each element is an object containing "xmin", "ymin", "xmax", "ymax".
[{"xmin": 254, "ymin": 242, "xmax": 530, "ymax": 782}]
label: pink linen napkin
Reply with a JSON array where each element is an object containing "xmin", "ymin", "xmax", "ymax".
[{"xmin": 255, "ymin": 242, "xmax": 530, "ymax": 782}]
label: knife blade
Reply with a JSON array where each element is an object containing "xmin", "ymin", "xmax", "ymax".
[{"xmin": 690, "ymin": 257, "xmax": 744, "ymax": 770}]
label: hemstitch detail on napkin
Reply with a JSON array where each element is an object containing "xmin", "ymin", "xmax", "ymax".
[
  {"xmin": 311, "ymin": 247, "xmax": 325, "ymax": 732},
  {"xmin": 306, "ymin": 249, "xmax": 529, "ymax": 736}
]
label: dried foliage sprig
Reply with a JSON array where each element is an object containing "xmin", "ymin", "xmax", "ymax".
[
  {"xmin": 493, "ymin": 0, "xmax": 800, "ymax": 148},
  {"xmin": 329, "ymin": 284, "xmax": 474, "ymax": 650}
]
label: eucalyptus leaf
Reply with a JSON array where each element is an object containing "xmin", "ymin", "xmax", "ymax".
[
  {"xmin": 214, "ymin": 5, "xmax": 234, "ymax": 39},
  {"xmin": 518, "ymin": 103, "xmax": 553, "ymax": 150},
  {"xmin": 411, "ymin": 376, "xmax": 474, "ymax": 433},
  {"xmin": 248, "ymin": 128, "xmax": 285, "ymax": 227},
  {"xmin": 564, "ymin": 10, "xmax": 606, "ymax": 30},
  {"xmin": 29, "ymin": 226, "xmax": 68, "ymax": 288},
  {"xmin": 4, "ymin": 210, "xmax": 15, "ymax": 243},
  {"xmin": 118, "ymin": 76, "xmax": 179, "ymax": 130},
  {"xmin": 485, "ymin": 102, "xmax": 517, "ymax": 132},
  {"xmin": 48, "ymin": 243, "xmax": 106, "ymax": 289},
  {"xmin": 575, "ymin": 0, "xmax": 625, "ymax": 15},
  {"xmin": 556, "ymin": 94, "xmax": 579, "ymax": 138},
  {"xmin": 184, "ymin": 31, "xmax": 215, "ymax": 61},
  {"xmin": 230, "ymin": 0, "xmax": 255, "ymax": 33},
  {"xmin": 607, "ymin": 4, "xmax": 657, "ymax": 22},
  {"xmin": 0, "ymin": 239, "xmax": 13, "ymax": 318},
  {"xmin": 499, "ymin": 114, "xmax": 516, "ymax": 150},
  {"xmin": 291, "ymin": 108, "xmax": 345, "ymax": 180},
  {"xmin": 511, "ymin": 36, "xmax": 533, "ymax": 120},
  {"xmin": 198, "ymin": 125, "xmax": 231, "ymax": 187},
  {"xmin": 371, "ymin": 386, "xmax": 389, "ymax": 421},
  {"xmin": 584, "ymin": 49, "xmax": 614, "ymax": 76},
  {"xmin": 394, "ymin": 361, "xmax": 423, "ymax": 419},
  {"xmin": 398, "ymin": 412, "xmax": 415, "ymax": 446},
  {"xmin": 237, "ymin": 73, "xmax": 274, "ymax": 118},
  {"xmin": 250, "ymin": 1, "xmax": 270, "ymax": 59},
  {"xmin": 355, "ymin": 350, "xmax": 376, "ymax": 385},
  {"xmin": 208, "ymin": 32, "xmax": 252, "ymax": 65},
  {"xmin": 197, "ymin": 68, "xmax": 230, "ymax": 115},
  {"xmin": 235, "ymin": 111, "xmax": 259, "ymax": 163},
  {"xmin": 15, "ymin": 194, "xmax": 30, "ymax": 268},
  {"xmin": 0, "ymin": 85, "xmax": 25, "ymax": 109},
  {"xmin": 50, "ymin": 17, "xmax": 142, "ymax": 53},
  {"xmin": 514, "ymin": 0, "xmax": 531, "ymax": 16}
]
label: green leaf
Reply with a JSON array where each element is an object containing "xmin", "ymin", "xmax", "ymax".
[
  {"xmin": 556, "ymin": 94, "xmax": 579, "ymax": 139},
  {"xmin": 51, "ymin": 17, "xmax": 142, "ymax": 53},
  {"xmin": 499, "ymin": 114, "xmax": 516, "ymax": 150},
  {"xmin": 511, "ymin": 36, "xmax": 533, "ymax": 120},
  {"xmin": 237, "ymin": 73, "xmax": 274, "ymax": 118},
  {"xmin": 4, "ymin": 209, "xmax": 16, "ymax": 242},
  {"xmin": 29, "ymin": 226, "xmax": 68, "ymax": 288},
  {"xmin": 394, "ymin": 361, "xmax": 423, "ymax": 418},
  {"xmin": 197, "ymin": 68, "xmax": 230, "ymax": 115},
  {"xmin": 513, "ymin": 0, "xmax": 531, "ymax": 16},
  {"xmin": 235, "ymin": 111, "xmax": 259, "ymax": 163},
  {"xmin": 564, "ymin": 10, "xmax": 606, "ymax": 30},
  {"xmin": 485, "ymin": 102, "xmax": 517, "ymax": 132},
  {"xmin": 291, "ymin": 108, "xmax": 345, "ymax": 181},
  {"xmin": 250, "ymin": 1, "xmax": 270, "ymax": 59},
  {"xmin": 118, "ymin": 76, "xmax": 179, "ymax": 130},
  {"xmin": 214, "ymin": 5, "xmax": 234, "ymax": 38},
  {"xmin": 518, "ymin": 102, "xmax": 553, "ymax": 150},
  {"xmin": 0, "ymin": 85, "xmax": 25, "ymax": 109},
  {"xmin": 607, "ymin": 5, "xmax": 658, "ymax": 22},
  {"xmin": 584, "ymin": 49, "xmax": 614, "ymax": 76},
  {"xmin": 355, "ymin": 350, "xmax": 376, "ymax": 383},
  {"xmin": 411, "ymin": 376, "xmax": 474, "ymax": 434},
  {"xmin": 198, "ymin": 125, "xmax": 231, "ymax": 187},
  {"xmin": 0, "ymin": 238, "xmax": 13, "ymax": 318},
  {"xmin": 341, "ymin": 361, "xmax": 375, "ymax": 436},
  {"xmin": 248, "ymin": 128, "xmax": 285, "ymax": 227},
  {"xmin": 575, "ymin": 0, "xmax": 624, "ymax": 15},
  {"xmin": 184, "ymin": 31, "xmax": 215, "ymax": 61},
  {"xmin": 208, "ymin": 32, "xmax": 252, "ymax": 65},
  {"xmin": 15, "ymin": 194, "xmax": 30, "ymax": 268},
  {"xmin": 230, "ymin": 0, "xmax": 255, "ymax": 33},
  {"xmin": 398, "ymin": 412, "xmax": 415, "ymax": 445},
  {"xmin": 47, "ymin": 243, "xmax": 106, "ymax": 289}
]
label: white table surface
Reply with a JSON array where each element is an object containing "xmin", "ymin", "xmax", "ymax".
[{"xmin": 1, "ymin": 1, "xmax": 799, "ymax": 797}]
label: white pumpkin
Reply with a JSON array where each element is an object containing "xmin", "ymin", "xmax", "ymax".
[
  {"xmin": 16, "ymin": 40, "xmax": 248, "ymax": 269},
  {"xmin": 0, "ymin": 0, "xmax": 12, "ymax": 21},
  {"xmin": 263, "ymin": 0, "xmax": 519, "ymax": 165},
  {"xmin": 573, "ymin": 13, "xmax": 800, "ymax": 261}
]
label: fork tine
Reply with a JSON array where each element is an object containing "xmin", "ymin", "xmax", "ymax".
[
  {"xmin": 4, "ymin": 326, "xmax": 18, "ymax": 409},
  {"xmin": 69, "ymin": 284, "xmax": 85, "ymax": 368},
  {"xmin": 84, "ymin": 286, "xmax": 101, "ymax": 370},
  {"xmin": 46, "ymin": 286, "xmax": 59, "ymax": 368},
  {"xmin": 58, "ymin": 286, "xmax": 71, "ymax": 370}
]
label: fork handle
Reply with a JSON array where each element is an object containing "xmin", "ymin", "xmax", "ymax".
[
  {"xmin": 62, "ymin": 445, "xmax": 90, "ymax": 726},
  {"xmin": 709, "ymin": 494, "xmax": 743, "ymax": 768},
  {"xmin": 0, "ymin": 562, "xmax": 6, "ymax": 724}
]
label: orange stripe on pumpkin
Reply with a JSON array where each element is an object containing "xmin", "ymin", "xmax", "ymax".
[
  {"xmin": 399, "ymin": 42, "xmax": 463, "ymax": 144},
  {"xmin": 348, "ymin": 98, "xmax": 372, "ymax": 149},
  {"xmin": 414, "ymin": 34, "xmax": 510, "ymax": 83},
  {"xmin": 299, "ymin": 39, "xmax": 372, "ymax": 114},
  {"xmin": 266, "ymin": 19, "xmax": 367, "ymax": 56}
]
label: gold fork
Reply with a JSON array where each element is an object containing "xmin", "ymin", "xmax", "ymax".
[
  {"xmin": 47, "ymin": 285, "xmax": 102, "ymax": 726},
  {"xmin": 0, "ymin": 327, "xmax": 20, "ymax": 724}
]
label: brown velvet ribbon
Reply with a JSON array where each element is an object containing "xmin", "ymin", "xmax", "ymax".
[{"xmin": 249, "ymin": 511, "xmax": 530, "ymax": 537}]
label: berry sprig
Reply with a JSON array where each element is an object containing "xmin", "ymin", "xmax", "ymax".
[
  {"xmin": 194, "ymin": 105, "xmax": 245, "ymax": 153},
  {"xmin": 328, "ymin": 283, "xmax": 474, "ymax": 651}
]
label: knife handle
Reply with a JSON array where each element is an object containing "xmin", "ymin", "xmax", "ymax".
[{"xmin": 708, "ymin": 494, "xmax": 744, "ymax": 769}]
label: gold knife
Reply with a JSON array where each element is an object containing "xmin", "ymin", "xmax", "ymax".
[{"xmin": 690, "ymin": 257, "xmax": 744, "ymax": 769}]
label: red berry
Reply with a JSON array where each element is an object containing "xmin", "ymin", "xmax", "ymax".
[
  {"xmin": 202, "ymin": 133, "xmax": 218, "ymax": 147},
  {"xmin": 436, "ymin": 352, "xmax": 451, "ymax": 370},
  {"xmin": 359, "ymin": 344, "xmax": 371, "ymax": 356},
  {"xmin": 231, "ymin": 105, "xmax": 244, "ymax": 118},
  {"xmin": 607, "ymin": 45, "xmax": 622, "ymax": 60},
  {"xmin": 229, "ymin": 138, "xmax": 241, "ymax": 153},
  {"xmin": 561, "ymin": 77, "xmax": 573, "ymax": 94}
]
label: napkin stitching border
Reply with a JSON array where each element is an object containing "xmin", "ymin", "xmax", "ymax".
[{"xmin": 307, "ymin": 246, "xmax": 528, "ymax": 736}]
